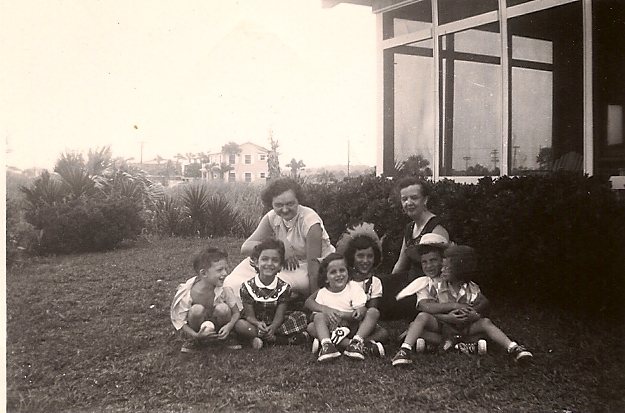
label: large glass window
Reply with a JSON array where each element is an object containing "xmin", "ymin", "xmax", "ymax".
[
  {"xmin": 393, "ymin": 41, "xmax": 435, "ymax": 175},
  {"xmin": 509, "ymin": 2, "xmax": 583, "ymax": 174},
  {"xmin": 440, "ymin": 24, "xmax": 502, "ymax": 176}
]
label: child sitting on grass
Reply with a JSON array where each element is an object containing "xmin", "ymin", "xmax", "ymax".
[
  {"xmin": 392, "ymin": 244, "xmax": 533, "ymax": 366},
  {"xmin": 170, "ymin": 247, "xmax": 241, "ymax": 353},
  {"xmin": 335, "ymin": 223, "xmax": 389, "ymax": 354},
  {"xmin": 234, "ymin": 238, "xmax": 309, "ymax": 349},
  {"xmin": 305, "ymin": 252, "xmax": 383, "ymax": 362}
]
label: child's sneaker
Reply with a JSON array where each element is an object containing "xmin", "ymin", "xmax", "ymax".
[
  {"xmin": 363, "ymin": 340, "xmax": 385, "ymax": 358},
  {"xmin": 330, "ymin": 326, "xmax": 350, "ymax": 346},
  {"xmin": 455, "ymin": 342, "xmax": 477, "ymax": 355},
  {"xmin": 311, "ymin": 338, "xmax": 320, "ymax": 354},
  {"xmin": 180, "ymin": 339, "xmax": 202, "ymax": 354},
  {"xmin": 509, "ymin": 344, "xmax": 533, "ymax": 362},
  {"xmin": 344, "ymin": 338, "xmax": 365, "ymax": 360},
  {"xmin": 251, "ymin": 337, "xmax": 264, "ymax": 350},
  {"xmin": 317, "ymin": 342, "xmax": 341, "ymax": 362},
  {"xmin": 391, "ymin": 348, "xmax": 412, "ymax": 366}
]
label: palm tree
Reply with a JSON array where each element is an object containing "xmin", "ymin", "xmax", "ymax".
[
  {"xmin": 153, "ymin": 155, "xmax": 164, "ymax": 165},
  {"xmin": 286, "ymin": 158, "xmax": 306, "ymax": 179},
  {"xmin": 174, "ymin": 153, "xmax": 186, "ymax": 175},
  {"xmin": 267, "ymin": 132, "xmax": 281, "ymax": 180},
  {"xmin": 221, "ymin": 142, "xmax": 241, "ymax": 165}
]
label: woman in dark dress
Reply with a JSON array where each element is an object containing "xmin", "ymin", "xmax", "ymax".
[{"xmin": 379, "ymin": 177, "xmax": 450, "ymax": 320}]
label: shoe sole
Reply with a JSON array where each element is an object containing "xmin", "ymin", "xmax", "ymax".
[
  {"xmin": 343, "ymin": 351, "xmax": 365, "ymax": 360},
  {"xmin": 318, "ymin": 352, "xmax": 341, "ymax": 362},
  {"xmin": 391, "ymin": 359, "xmax": 412, "ymax": 366},
  {"xmin": 372, "ymin": 341, "xmax": 385, "ymax": 357},
  {"xmin": 478, "ymin": 340, "xmax": 487, "ymax": 355},
  {"xmin": 252, "ymin": 338, "xmax": 263, "ymax": 350},
  {"xmin": 311, "ymin": 339, "xmax": 320, "ymax": 354},
  {"xmin": 515, "ymin": 352, "xmax": 533, "ymax": 362}
]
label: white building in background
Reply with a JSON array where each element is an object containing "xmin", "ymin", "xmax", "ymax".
[{"xmin": 204, "ymin": 141, "xmax": 270, "ymax": 183}]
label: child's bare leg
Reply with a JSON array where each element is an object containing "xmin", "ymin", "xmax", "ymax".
[
  {"xmin": 468, "ymin": 318, "xmax": 513, "ymax": 349},
  {"xmin": 403, "ymin": 312, "xmax": 439, "ymax": 348},
  {"xmin": 234, "ymin": 319, "xmax": 259, "ymax": 339},
  {"xmin": 368, "ymin": 325, "xmax": 389, "ymax": 343},
  {"xmin": 212, "ymin": 303, "xmax": 232, "ymax": 329},
  {"xmin": 354, "ymin": 307, "xmax": 380, "ymax": 340},
  {"xmin": 312, "ymin": 313, "xmax": 331, "ymax": 340},
  {"xmin": 187, "ymin": 304, "xmax": 208, "ymax": 331},
  {"xmin": 419, "ymin": 329, "xmax": 443, "ymax": 345}
]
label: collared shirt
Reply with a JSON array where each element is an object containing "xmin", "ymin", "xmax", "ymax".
[
  {"xmin": 240, "ymin": 275, "xmax": 291, "ymax": 325},
  {"xmin": 416, "ymin": 276, "xmax": 481, "ymax": 307},
  {"xmin": 170, "ymin": 276, "xmax": 239, "ymax": 331}
]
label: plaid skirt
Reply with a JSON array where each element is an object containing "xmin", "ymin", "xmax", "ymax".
[{"xmin": 275, "ymin": 310, "xmax": 308, "ymax": 336}]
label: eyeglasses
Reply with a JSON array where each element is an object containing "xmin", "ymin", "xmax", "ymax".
[{"xmin": 273, "ymin": 201, "xmax": 296, "ymax": 209}]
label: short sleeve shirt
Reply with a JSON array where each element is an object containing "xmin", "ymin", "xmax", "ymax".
[
  {"xmin": 267, "ymin": 205, "xmax": 335, "ymax": 261},
  {"xmin": 416, "ymin": 276, "xmax": 481, "ymax": 307},
  {"xmin": 352, "ymin": 276, "xmax": 383, "ymax": 302},
  {"xmin": 315, "ymin": 281, "xmax": 367, "ymax": 312},
  {"xmin": 170, "ymin": 276, "xmax": 239, "ymax": 330}
]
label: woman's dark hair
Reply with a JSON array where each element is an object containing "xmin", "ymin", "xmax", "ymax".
[
  {"xmin": 250, "ymin": 238, "xmax": 286, "ymax": 271},
  {"xmin": 260, "ymin": 178, "xmax": 305, "ymax": 210},
  {"xmin": 395, "ymin": 176, "xmax": 431, "ymax": 198},
  {"xmin": 317, "ymin": 252, "xmax": 347, "ymax": 289},
  {"xmin": 344, "ymin": 235, "xmax": 381, "ymax": 269}
]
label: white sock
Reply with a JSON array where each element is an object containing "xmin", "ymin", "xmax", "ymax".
[
  {"xmin": 353, "ymin": 335, "xmax": 364, "ymax": 343},
  {"xmin": 321, "ymin": 338, "xmax": 331, "ymax": 345},
  {"xmin": 401, "ymin": 343, "xmax": 413, "ymax": 351},
  {"xmin": 507, "ymin": 341, "xmax": 518, "ymax": 353}
]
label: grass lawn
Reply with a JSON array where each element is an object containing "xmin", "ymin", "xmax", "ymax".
[{"xmin": 6, "ymin": 236, "xmax": 625, "ymax": 413}]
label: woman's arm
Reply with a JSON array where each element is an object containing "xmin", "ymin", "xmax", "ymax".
[
  {"xmin": 241, "ymin": 214, "xmax": 273, "ymax": 256},
  {"xmin": 392, "ymin": 238, "xmax": 410, "ymax": 274},
  {"xmin": 305, "ymin": 223, "xmax": 323, "ymax": 293},
  {"xmin": 431, "ymin": 224, "xmax": 450, "ymax": 240}
]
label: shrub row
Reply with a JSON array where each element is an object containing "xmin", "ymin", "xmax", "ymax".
[{"xmin": 304, "ymin": 173, "xmax": 625, "ymax": 317}]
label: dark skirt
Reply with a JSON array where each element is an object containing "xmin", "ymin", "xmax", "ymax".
[{"xmin": 378, "ymin": 271, "xmax": 420, "ymax": 321}]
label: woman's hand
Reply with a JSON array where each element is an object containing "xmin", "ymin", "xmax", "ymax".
[{"xmin": 283, "ymin": 255, "xmax": 300, "ymax": 271}]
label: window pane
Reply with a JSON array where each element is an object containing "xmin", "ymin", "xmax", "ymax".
[
  {"xmin": 438, "ymin": 0, "xmax": 498, "ymax": 26},
  {"xmin": 440, "ymin": 26, "xmax": 502, "ymax": 176},
  {"xmin": 509, "ymin": 2, "xmax": 583, "ymax": 174},
  {"xmin": 511, "ymin": 67, "xmax": 553, "ymax": 172},
  {"xmin": 394, "ymin": 43, "xmax": 435, "ymax": 175},
  {"xmin": 384, "ymin": 0, "xmax": 432, "ymax": 40}
]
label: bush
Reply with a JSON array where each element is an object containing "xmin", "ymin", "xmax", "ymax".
[
  {"xmin": 28, "ymin": 198, "xmax": 144, "ymax": 254},
  {"xmin": 304, "ymin": 173, "xmax": 625, "ymax": 316}
]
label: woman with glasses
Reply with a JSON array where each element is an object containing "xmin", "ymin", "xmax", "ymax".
[{"xmin": 224, "ymin": 178, "xmax": 335, "ymax": 303}]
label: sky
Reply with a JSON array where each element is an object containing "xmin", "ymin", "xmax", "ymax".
[{"xmin": 1, "ymin": 0, "xmax": 377, "ymax": 171}]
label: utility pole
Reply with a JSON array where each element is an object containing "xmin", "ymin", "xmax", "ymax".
[
  {"xmin": 490, "ymin": 149, "xmax": 499, "ymax": 170},
  {"xmin": 512, "ymin": 145, "xmax": 520, "ymax": 171},
  {"xmin": 139, "ymin": 141, "xmax": 146, "ymax": 164},
  {"xmin": 347, "ymin": 140, "xmax": 350, "ymax": 178}
]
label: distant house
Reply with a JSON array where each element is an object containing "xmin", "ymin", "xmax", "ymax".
[
  {"xmin": 205, "ymin": 141, "xmax": 270, "ymax": 183},
  {"xmin": 323, "ymin": 0, "xmax": 624, "ymax": 180}
]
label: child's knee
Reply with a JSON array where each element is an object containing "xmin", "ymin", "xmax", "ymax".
[
  {"xmin": 213, "ymin": 303, "xmax": 232, "ymax": 325},
  {"xmin": 366, "ymin": 307, "xmax": 380, "ymax": 319},
  {"xmin": 189, "ymin": 304, "xmax": 206, "ymax": 318}
]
